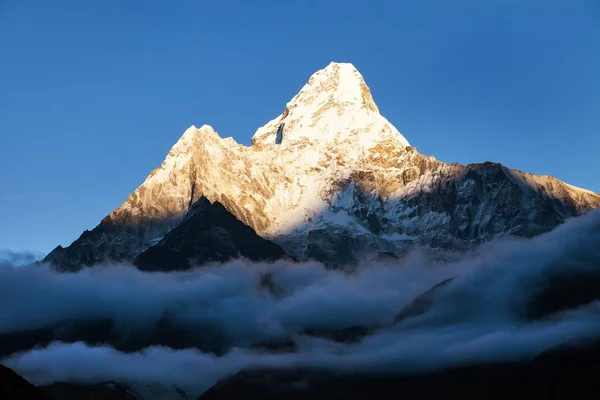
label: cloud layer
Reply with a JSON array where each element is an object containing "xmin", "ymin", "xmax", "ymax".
[
  {"xmin": 2, "ymin": 209, "xmax": 600, "ymax": 395},
  {"xmin": 0, "ymin": 249, "xmax": 40, "ymax": 268}
]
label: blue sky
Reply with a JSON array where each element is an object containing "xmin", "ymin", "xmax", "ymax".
[{"xmin": 1, "ymin": 0, "xmax": 599, "ymax": 254}]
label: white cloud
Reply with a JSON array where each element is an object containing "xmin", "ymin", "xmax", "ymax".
[{"xmin": 2, "ymin": 209, "xmax": 600, "ymax": 395}]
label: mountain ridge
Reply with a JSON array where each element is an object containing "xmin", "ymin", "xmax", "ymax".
[
  {"xmin": 43, "ymin": 62, "xmax": 600, "ymax": 270},
  {"xmin": 133, "ymin": 196, "xmax": 288, "ymax": 271}
]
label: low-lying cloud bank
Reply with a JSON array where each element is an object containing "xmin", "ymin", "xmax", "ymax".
[
  {"xmin": 2, "ymin": 209, "xmax": 600, "ymax": 394},
  {"xmin": 0, "ymin": 249, "xmax": 40, "ymax": 268}
]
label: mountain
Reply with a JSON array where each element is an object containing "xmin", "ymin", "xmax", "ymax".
[
  {"xmin": 44, "ymin": 62, "xmax": 600, "ymax": 270},
  {"xmin": 0, "ymin": 364, "xmax": 191, "ymax": 400},
  {"xmin": 197, "ymin": 341, "xmax": 600, "ymax": 400},
  {"xmin": 133, "ymin": 197, "xmax": 288, "ymax": 271},
  {"xmin": 6, "ymin": 339, "xmax": 600, "ymax": 400},
  {"xmin": 40, "ymin": 382, "xmax": 191, "ymax": 400},
  {"xmin": 0, "ymin": 363, "xmax": 48, "ymax": 400}
]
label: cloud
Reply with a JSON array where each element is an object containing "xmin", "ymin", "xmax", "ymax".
[
  {"xmin": 1, "ymin": 209, "xmax": 600, "ymax": 394},
  {"xmin": 0, "ymin": 259, "xmax": 432, "ymax": 349},
  {"xmin": 2, "ymin": 343, "xmax": 242, "ymax": 395},
  {"xmin": 0, "ymin": 249, "xmax": 41, "ymax": 268},
  {"xmin": 4, "ymin": 304, "xmax": 600, "ymax": 395}
]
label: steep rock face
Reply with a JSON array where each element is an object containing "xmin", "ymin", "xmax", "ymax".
[
  {"xmin": 44, "ymin": 62, "xmax": 600, "ymax": 270},
  {"xmin": 0, "ymin": 363, "xmax": 48, "ymax": 400},
  {"xmin": 133, "ymin": 197, "xmax": 288, "ymax": 271}
]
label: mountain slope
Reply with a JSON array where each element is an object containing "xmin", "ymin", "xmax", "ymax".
[
  {"xmin": 0, "ymin": 364, "xmax": 48, "ymax": 400},
  {"xmin": 44, "ymin": 62, "xmax": 600, "ymax": 270},
  {"xmin": 197, "ymin": 341, "xmax": 600, "ymax": 400},
  {"xmin": 133, "ymin": 197, "xmax": 288, "ymax": 271},
  {"xmin": 40, "ymin": 381, "xmax": 191, "ymax": 400}
]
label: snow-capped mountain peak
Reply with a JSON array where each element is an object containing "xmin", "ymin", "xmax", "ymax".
[
  {"xmin": 294, "ymin": 62, "xmax": 378, "ymax": 112},
  {"xmin": 169, "ymin": 124, "xmax": 219, "ymax": 154},
  {"xmin": 144, "ymin": 124, "xmax": 226, "ymax": 186},
  {"xmin": 43, "ymin": 62, "xmax": 600, "ymax": 271},
  {"xmin": 251, "ymin": 62, "xmax": 410, "ymax": 149}
]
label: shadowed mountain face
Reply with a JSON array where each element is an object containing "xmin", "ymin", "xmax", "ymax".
[
  {"xmin": 0, "ymin": 364, "xmax": 48, "ymax": 400},
  {"xmin": 40, "ymin": 382, "xmax": 190, "ymax": 400},
  {"xmin": 5, "ymin": 341, "xmax": 600, "ymax": 400},
  {"xmin": 1, "ymin": 364, "xmax": 190, "ymax": 400},
  {"xmin": 6, "ymin": 340, "xmax": 600, "ymax": 400},
  {"xmin": 43, "ymin": 62, "xmax": 600, "ymax": 271},
  {"xmin": 133, "ymin": 197, "xmax": 288, "ymax": 271},
  {"xmin": 40, "ymin": 382, "xmax": 138, "ymax": 400},
  {"xmin": 197, "ymin": 341, "xmax": 600, "ymax": 400}
]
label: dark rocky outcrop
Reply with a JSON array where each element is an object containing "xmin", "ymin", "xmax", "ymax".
[
  {"xmin": 525, "ymin": 270, "xmax": 600, "ymax": 320},
  {"xmin": 133, "ymin": 197, "xmax": 288, "ymax": 271},
  {"xmin": 197, "ymin": 341, "xmax": 600, "ymax": 400},
  {"xmin": 394, "ymin": 277, "xmax": 457, "ymax": 323},
  {"xmin": 0, "ymin": 364, "xmax": 49, "ymax": 400}
]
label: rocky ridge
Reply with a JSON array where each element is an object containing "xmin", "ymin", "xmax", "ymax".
[
  {"xmin": 133, "ymin": 196, "xmax": 288, "ymax": 271},
  {"xmin": 44, "ymin": 62, "xmax": 600, "ymax": 270}
]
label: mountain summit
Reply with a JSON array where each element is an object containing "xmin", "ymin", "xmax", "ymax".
[
  {"xmin": 44, "ymin": 62, "xmax": 600, "ymax": 270},
  {"xmin": 252, "ymin": 62, "xmax": 409, "ymax": 149}
]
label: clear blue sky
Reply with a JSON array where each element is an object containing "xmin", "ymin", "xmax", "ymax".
[{"xmin": 1, "ymin": 0, "xmax": 599, "ymax": 255}]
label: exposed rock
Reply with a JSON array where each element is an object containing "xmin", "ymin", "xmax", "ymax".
[
  {"xmin": 197, "ymin": 341, "xmax": 600, "ymax": 400},
  {"xmin": 394, "ymin": 277, "xmax": 457, "ymax": 323},
  {"xmin": 0, "ymin": 364, "xmax": 48, "ymax": 400},
  {"xmin": 43, "ymin": 62, "xmax": 600, "ymax": 271},
  {"xmin": 133, "ymin": 197, "xmax": 288, "ymax": 271}
]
